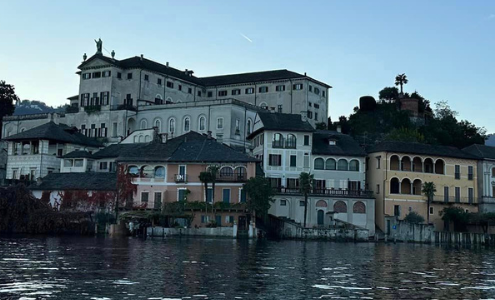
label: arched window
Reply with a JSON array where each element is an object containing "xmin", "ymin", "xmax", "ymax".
[
  {"xmin": 390, "ymin": 178, "xmax": 400, "ymax": 194},
  {"xmin": 140, "ymin": 119, "xmax": 148, "ymax": 129},
  {"xmin": 220, "ymin": 167, "xmax": 234, "ymax": 178},
  {"xmin": 492, "ymin": 168, "xmax": 495, "ymax": 177},
  {"xmin": 390, "ymin": 155, "xmax": 400, "ymax": 171},
  {"xmin": 334, "ymin": 201, "xmax": 347, "ymax": 213},
  {"xmin": 435, "ymin": 159, "xmax": 445, "ymax": 175},
  {"xmin": 353, "ymin": 201, "xmax": 366, "ymax": 213},
  {"xmin": 337, "ymin": 159, "xmax": 348, "ymax": 171},
  {"xmin": 260, "ymin": 102, "xmax": 268, "ymax": 109},
  {"xmin": 141, "ymin": 165, "xmax": 154, "ymax": 178},
  {"xmin": 412, "ymin": 157, "xmax": 422, "ymax": 172},
  {"xmin": 235, "ymin": 167, "xmax": 247, "ymax": 180},
  {"xmin": 401, "ymin": 156, "xmax": 412, "ymax": 171},
  {"xmin": 169, "ymin": 118, "xmax": 175, "ymax": 134},
  {"xmin": 133, "ymin": 136, "xmax": 138, "ymax": 143},
  {"xmin": 316, "ymin": 200, "xmax": 328, "ymax": 207},
  {"xmin": 314, "ymin": 158, "xmax": 324, "ymax": 170},
  {"xmin": 286, "ymin": 134, "xmax": 297, "ymax": 148},
  {"xmin": 247, "ymin": 119, "xmax": 252, "ymax": 135},
  {"xmin": 154, "ymin": 166, "xmax": 165, "ymax": 178},
  {"xmin": 401, "ymin": 178, "xmax": 411, "ymax": 194},
  {"xmin": 273, "ymin": 133, "xmax": 284, "ymax": 148},
  {"xmin": 138, "ymin": 135, "xmax": 144, "ymax": 143},
  {"xmin": 128, "ymin": 165, "xmax": 139, "ymax": 175},
  {"xmin": 325, "ymin": 158, "xmax": 336, "ymax": 170},
  {"xmin": 184, "ymin": 117, "xmax": 190, "ymax": 132},
  {"xmin": 154, "ymin": 119, "xmax": 162, "ymax": 132},
  {"xmin": 413, "ymin": 179, "xmax": 422, "ymax": 195},
  {"xmin": 349, "ymin": 160, "xmax": 359, "ymax": 172},
  {"xmin": 424, "ymin": 158, "xmax": 434, "ymax": 173},
  {"xmin": 198, "ymin": 116, "xmax": 206, "ymax": 131}
]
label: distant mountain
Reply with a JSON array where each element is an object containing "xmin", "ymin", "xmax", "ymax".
[
  {"xmin": 487, "ymin": 135, "xmax": 495, "ymax": 146},
  {"xmin": 13, "ymin": 100, "xmax": 66, "ymax": 116}
]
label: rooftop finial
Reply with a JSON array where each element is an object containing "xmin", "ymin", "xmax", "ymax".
[
  {"xmin": 83, "ymin": 53, "xmax": 87, "ymax": 61},
  {"xmin": 111, "ymin": 50, "xmax": 115, "ymax": 59},
  {"xmin": 94, "ymin": 38, "xmax": 102, "ymax": 54}
]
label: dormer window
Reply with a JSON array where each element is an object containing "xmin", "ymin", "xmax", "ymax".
[{"xmin": 329, "ymin": 139, "xmax": 336, "ymax": 146}]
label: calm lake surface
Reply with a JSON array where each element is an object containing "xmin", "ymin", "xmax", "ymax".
[{"xmin": 1, "ymin": 237, "xmax": 495, "ymax": 299}]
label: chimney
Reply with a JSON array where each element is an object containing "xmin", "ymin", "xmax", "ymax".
[
  {"xmin": 301, "ymin": 112, "xmax": 307, "ymax": 122},
  {"xmin": 166, "ymin": 62, "xmax": 169, "ymax": 67},
  {"xmin": 304, "ymin": 72, "xmax": 307, "ymax": 76},
  {"xmin": 207, "ymin": 131, "xmax": 212, "ymax": 139},
  {"xmin": 336, "ymin": 125, "xmax": 342, "ymax": 133},
  {"xmin": 161, "ymin": 133, "xmax": 168, "ymax": 143},
  {"xmin": 140, "ymin": 54, "xmax": 144, "ymax": 61}
]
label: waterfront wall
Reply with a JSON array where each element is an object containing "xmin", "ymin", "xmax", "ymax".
[
  {"xmin": 387, "ymin": 221, "xmax": 435, "ymax": 243},
  {"xmin": 435, "ymin": 231, "xmax": 495, "ymax": 246},
  {"xmin": 146, "ymin": 224, "xmax": 256, "ymax": 239},
  {"xmin": 278, "ymin": 221, "xmax": 369, "ymax": 241}
]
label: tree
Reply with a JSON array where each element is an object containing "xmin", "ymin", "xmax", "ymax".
[
  {"xmin": 0, "ymin": 80, "xmax": 18, "ymax": 138},
  {"xmin": 116, "ymin": 164, "xmax": 137, "ymax": 221},
  {"xmin": 338, "ymin": 115, "xmax": 351, "ymax": 134},
  {"xmin": 208, "ymin": 165, "xmax": 219, "ymax": 205},
  {"xmin": 422, "ymin": 182, "xmax": 436, "ymax": 224},
  {"xmin": 243, "ymin": 177, "xmax": 274, "ymax": 219},
  {"xmin": 299, "ymin": 172, "xmax": 314, "ymax": 228},
  {"xmin": 378, "ymin": 87, "xmax": 399, "ymax": 102},
  {"xmin": 395, "ymin": 74, "xmax": 408, "ymax": 95},
  {"xmin": 440, "ymin": 207, "xmax": 469, "ymax": 232},
  {"xmin": 404, "ymin": 211, "xmax": 425, "ymax": 224},
  {"xmin": 385, "ymin": 128, "xmax": 425, "ymax": 143},
  {"xmin": 315, "ymin": 122, "xmax": 327, "ymax": 130}
]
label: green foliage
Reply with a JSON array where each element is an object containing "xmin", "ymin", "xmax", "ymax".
[
  {"xmin": 378, "ymin": 87, "xmax": 399, "ymax": 101},
  {"xmin": 359, "ymin": 96, "xmax": 377, "ymax": 111},
  {"xmin": 315, "ymin": 122, "xmax": 327, "ymax": 130},
  {"xmin": 299, "ymin": 172, "xmax": 314, "ymax": 227},
  {"xmin": 440, "ymin": 207, "xmax": 470, "ymax": 232},
  {"xmin": 422, "ymin": 182, "xmax": 437, "ymax": 201},
  {"xmin": 0, "ymin": 80, "xmax": 18, "ymax": 138},
  {"xmin": 84, "ymin": 105, "xmax": 101, "ymax": 115},
  {"xmin": 404, "ymin": 211, "xmax": 425, "ymax": 224},
  {"xmin": 65, "ymin": 105, "xmax": 79, "ymax": 114},
  {"xmin": 385, "ymin": 127, "xmax": 425, "ymax": 143},
  {"xmin": 243, "ymin": 176, "xmax": 274, "ymax": 218},
  {"xmin": 395, "ymin": 73, "xmax": 408, "ymax": 94}
]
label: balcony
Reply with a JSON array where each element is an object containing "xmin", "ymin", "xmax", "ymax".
[
  {"xmin": 65, "ymin": 105, "xmax": 79, "ymax": 114},
  {"xmin": 175, "ymin": 174, "xmax": 188, "ymax": 183},
  {"xmin": 111, "ymin": 104, "xmax": 137, "ymax": 111},
  {"xmin": 216, "ymin": 174, "xmax": 248, "ymax": 183},
  {"xmin": 273, "ymin": 187, "xmax": 374, "ymax": 198},
  {"xmin": 432, "ymin": 196, "xmax": 477, "ymax": 205}
]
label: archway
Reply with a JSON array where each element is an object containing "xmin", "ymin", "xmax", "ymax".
[
  {"xmin": 390, "ymin": 155, "xmax": 400, "ymax": 171},
  {"xmin": 412, "ymin": 157, "xmax": 422, "ymax": 172},
  {"xmin": 390, "ymin": 178, "xmax": 400, "ymax": 194},
  {"xmin": 435, "ymin": 159, "xmax": 445, "ymax": 175},
  {"xmin": 401, "ymin": 178, "xmax": 412, "ymax": 194},
  {"xmin": 401, "ymin": 157, "xmax": 412, "ymax": 171},
  {"xmin": 127, "ymin": 118, "xmax": 136, "ymax": 135}
]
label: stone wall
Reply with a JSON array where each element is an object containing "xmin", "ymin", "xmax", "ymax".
[
  {"xmin": 277, "ymin": 220, "xmax": 369, "ymax": 241},
  {"xmin": 147, "ymin": 226, "xmax": 248, "ymax": 238}
]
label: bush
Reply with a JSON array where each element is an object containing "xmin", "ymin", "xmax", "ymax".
[
  {"xmin": 404, "ymin": 211, "xmax": 425, "ymax": 224},
  {"xmin": 359, "ymin": 96, "xmax": 377, "ymax": 111}
]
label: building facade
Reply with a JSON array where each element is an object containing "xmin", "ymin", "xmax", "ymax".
[
  {"xmin": 367, "ymin": 141, "xmax": 480, "ymax": 232},
  {"xmin": 463, "ymin": 144, "xmax": 495, "ymax": 213}
]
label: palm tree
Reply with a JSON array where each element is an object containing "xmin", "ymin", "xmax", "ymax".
[
  {"xmin": 422, "ymin": 182, "xmax": 437, "ymax": 224},
  {"xmin": 299, "ymin": 172, "xmax": 314, "ymax": 228},
  {"xmin": 208, "ymin": 165, "xmax": 220, "ymax": 206},
  {"xmin": 395, "ymin": 73, "xmax": 408, "ymax": 95}
]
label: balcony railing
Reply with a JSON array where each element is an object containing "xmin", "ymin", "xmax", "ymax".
[
  {"xmin": 432, "ymin": 196, "xmax": 476, "ymax": 204},
  {"xmin": 273, "ymin": 187, "xmax": 374, "ymax": 198},
  {"xmin": 110, "ymin": 104, "xmax": 137, "ymax": 111},
  {"xmin": 174, "ymin": 174, "xmax": 188, "ymax": 183},
  {"xmin": 217, "ymin": 175, "xmax": 248, "ymax": 182},
  {"xmin": 65, "ymin": 105, "xmax": 79, "ymax": 113}
]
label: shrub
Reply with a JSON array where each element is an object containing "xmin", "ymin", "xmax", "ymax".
[
  {"xmin": 404, "ymin": 211, "xmax": 425, "ymax": 224},
  {"xmin": 359, "ymin": 96, "xmax": 377, "ymax": 111}
]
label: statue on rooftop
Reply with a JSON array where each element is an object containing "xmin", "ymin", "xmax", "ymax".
[{"xmin": 95, "ymin": 38, "xmax": 102, "ymax": 54}]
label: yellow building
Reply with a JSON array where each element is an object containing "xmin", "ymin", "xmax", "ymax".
[{"xmin": 367, "ymin": 141, "xmax": 479, "ymax": 233}]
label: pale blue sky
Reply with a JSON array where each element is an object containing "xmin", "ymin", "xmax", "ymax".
[{"xmin": 1, "ymin": 0, "xmax": 494, "ymax": 133}]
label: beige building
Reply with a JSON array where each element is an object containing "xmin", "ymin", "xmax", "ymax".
[{"xmin": 367, "ymin": 141, "xmax": 479, "ymax": 232}]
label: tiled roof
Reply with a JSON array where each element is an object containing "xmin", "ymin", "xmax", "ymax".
[
  {"xmin": 30, "ymin": 172, "xmax": 116, "ymax": 191},
  {"xmin": 248, "ymin": 112, "xmax": 315, "ymax": 139},
  {"xmin": 3, "ymin": 122, "xmax": 103, "ymax": 147},
  {"xmin": 117, "ymin": 131, "xmax": 258, "ymax": 163},
  {"xmin": 62, "ymin": 150, "xmax": 94, "ymax": 159},
  {"xmin": 91, "ymin": 143, "xmax": 144, "ymax": 159},
  {"xmin": 312, "ymin": 130, "xmax": 366, "ymax": 157},
  {"xmin": 463, "ymin": 144, "xmax": 495, "ymax": 160},
  {"xmin": 368, "ymin": 141, "xmax": 479, "ymax": 160}
]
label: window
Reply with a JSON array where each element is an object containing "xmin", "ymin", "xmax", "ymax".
[
  {"xmin": 309, "ymin": 85, "xmax": 313, "ymax": 92},
  {"xmin": 293, "ymin": 84, "xmax": 303, "ymax": 90},
  {"xmin": 166, "ymin": 81, "xmax": 174, "ymax": 88},
  {"xmin": 325, "ymin": 158, "xmax": 336, "ymax": 170},
  {"xmin": 240, "ymin": 188, "xmax": 246, "ymax": 203},
  {"xmin": 454, "ymin": 165, "xmax": 461, "ymax": 179},
  {"xmin": 280, "ymin": 200, "xmax": 287, "ymax": 206},
  {"xmin": 444, "ymin": 186, "xmax": 449, "ymax": 203},
  {"xmin": 394, "ymin": 205, "xmax": 401, "ymax": 217},
  {"xmin": 216, "ymin": 134, "xmax": 223, "ymax": 143},
  {"xmin": 74, "ymin": 159, "xmax": 83, "ymax": 167},
  {"xmin": 12, "ymin": 169, "xmax": 18, "ymax": 179},
  {"xmin": 199, "ymin": 116, "xmax": 206, "ymax": 131},
  {"xmin": 222, "ymin": 189, "xmax": 231, "ymax": 203},
  {"xmin": 184, "ymin": 117, "xmax": 190, "ymax": 132},
  {"xmin": 93, "ymin": 71, "xmax": 101, "ymax": 78},
  {"xmin": 260, "ymin": 103, "xmax": 268, "ymax": 110},
  {"xmin": 144, "ymin": 74, "xmax": 149, "ymax": 81},
  {"xmin": 154, "ymin": 166, "xmax": 165, "ymax": 178},
  {"xmin": 315, "ymin": 113, "xmax": 318, "ymax": 121},
  {"xmin": 286, "ymin": 134, "xmax": 296, "ymax": 148},
  {"xmin": 100, "ymin": 162, "xmax": 108, "ymax": 170},
  {"xmin": 307, "ymin": 111, "xmax": 313, "ymax": 118},
  {"xmin": 492, "ymin": 168, "xmax": 495, "ymax": 177},
  {"xmin": 154, "ymin": 192, "xmax": 162, "ymax": 209},
  {"xmin": 178, "ymin": 84, "xmax": 182, "ymax": 91},
  {"xmin": 157, "ymin": 78, "xmax": 162, "ymax": 85},
  {"xmin": 141, "ymin": 192, "xmax": 149, "ymax": 203},
  {"xmin": 259, "ymin": 86, "xmax": 268, "ymax": 93},
  {"xmin": 314, "ymin": 87, "xmax": 320, "ymax": 95},
  {"xmin": 81, "ymin": 93, "xmax": 89, "ymax": 107},
  {"xmin": 287, "ymin": 178, "xmax": 299, "ymax": 189},
  {"xmin": 277, "ymin": 105, "xmax": 282, "ymax": 113},
  {"xmin": 218, "ymin": 90, "xmax": 227, "ymax": 97},
  {"xmin": 309, "ymin": 102, "xmax": 312, "ymax": 107},
  {"xmin": 468, "ymin": 166, "xmax": 473, "ymax": 180},
  {"xmin": 197, "ymin": 91, "xmax": 202, "ymax": 97},
  {"xmin": 169, "ymin": 118, "xmax": 175, "ymax": 133},
  {"xmin": 188, "ymin": 87, "xmax": 192, "ymax": 94},
  {"xmin": 117, "ymin": 72, "xmax": 122, "ymax": 79},
  {"xmin": 290, "ymin": 155, "xmax": 297, "ymax": 167},
  {"xmin": 338, "ymin": 159, "xmax": 348, "ymax": 171},
  {"xmin": 64, "ymin": 159, "xmax": 73, "ymax": 167},
  {"xmin": 245, "ymin": 88, "xmax": 254, "ymax": 94},
  {"xmin": 112, "ymin": 122, "xmax": 117, "ymax": 137},
  {"xmin": 349, "ymin": 160, "xmax": 360, "ymax": 172},
  {"xmin": 100, "ymin": 92, "xmax": 110, "ymax": 105},
  {"xmin": 329, "ymin": 140, "xmax": 336, "ymax": 146},
  {"xmin": 468, "ymin": 188, "xmax": 474, "ymax": 203},
  {"xmin": 314, "ymin": 158, "xmax": 324, "ymax": 170},
  {"xmin": 376, "ymin": 184, "xmax": 380, "ymax": 194},
  {"xmin": 304, "ymin": 135, "xmax": 310, "ymax": 146},
  {"xmin": 247, "ymin": 119, "xmax": 252, "ymax": 135},
  {"xmin": 299, "ymin": 201, "xmax": 305, "ymax": 207},
  {"xmin": 429, "ymin": 207, "xmax": 434, "ymax": 215},
  {"xmin": 232, "ymin": 89, "xmax": 241, "ymax": 96},
  {"xmin": 376, "ymin": 156, "xmax": 381, "ymax": 169},
  {"xmin": 102, "ymin": 70, "xmax": 111, "ymax": 77},
  {"xmin": 455, "ymin": 187, "xmax": 461, "ymax": 202},
  {"xmin": 314, "ymin": 104, "xmax": 320, "ymax": 109},
  {"xmin": 322, "ymin": 91, "xmax": 326, "ymax": 97},
  {"xmin": 82, "ymin": 73, "xmax": 91, "ymax": 80},
  {"xmin": 207, "ymin": 91, "xmax": 213, "ymax": 97},
  {"xmin": 304, "ymin": 154, "xmax": 310, "ymax": 168},
  {"xmin": 217, "ymin": 118, "xmax": 223, "ymax": 129},
  {"xmin": 127, "ymin": 73, "xmax": 133, "ymax": 80},
  {"xmin": 269, "ymin": 154, "xmax": 282, "ymax": 166},
  {"xmin": 276, "ymin": 85, "xmax": 285, "ymax": 91}
]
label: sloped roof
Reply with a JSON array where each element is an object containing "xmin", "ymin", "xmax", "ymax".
[
  {"xmin": 4, "ymin": 122, "xmax": 103, "ymax": 147},
  {"xmin": 117, "ymin": 131, "xmax": 258, "ymax": 163},
  {"xmin": 30, "ymin": 172, "xmax": 116, "ymax": 191},
  {"xmin": 312, "ymin": 130, "xmax": 366, "ymax": 157},
  {"xmin": 62, "ymin": 150, "xmax": 94, "ymax": 159},
  {"xmin": 368, "ymin": 141, "xmax": 479, "ymax": 160},
  {"xmin": 248, "ymin": 112, "xmax": 315, "ymax": 139},
  {"xmin": 91, "ymin": 143, "xmax": 144, "ymax": 159},
  {"xmin": 463, "ymin": 144, "xmax": 495, "ymax": 160}
]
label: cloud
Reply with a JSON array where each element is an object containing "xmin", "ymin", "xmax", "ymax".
[
  {"xmin": 240, "ymin": 33, "xmax": 253, "ymax": 43},
  {"xmin": 488, "ymin": 14, "xmax": 495, "ymax": 19}
]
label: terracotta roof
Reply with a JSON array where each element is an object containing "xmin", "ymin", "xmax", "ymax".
[
  {"xmin": 463, "ymin": 144, "xmax": 495, "ymax": 160},
  {"xmin": 30, "ymin": 172, "xmax": 116, "ymax": 191},
  {"xmin": 312, "ymin": 130, "xmax": 366, "ymax": 157},
  {"xmin": 368, "ymin": 141, "xmax": 479, "ymax": 160},
  {"xmin": 3, "ymin": 122, "xmax": 103, "ymax": 147}
]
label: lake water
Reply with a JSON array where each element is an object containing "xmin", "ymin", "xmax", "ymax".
[{"xmin": 1, "ymin": 236, "xmax": 495, "ymax": 299}]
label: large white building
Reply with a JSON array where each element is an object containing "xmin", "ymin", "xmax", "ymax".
[
  {"xmin": 3, "ymin": 41, "xmax": 331, "ymax": 150},
  {"xmin": 247, "ymin": 112, "xmax": 375, "ymax": 235},
  {"xmin": 463, "ymin": 144, "xmax": 495, "ymax": 213}
]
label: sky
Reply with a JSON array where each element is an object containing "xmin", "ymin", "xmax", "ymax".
[{"xmin": 0, "ymin": 0, "xmax": 494, "ymax": 133}]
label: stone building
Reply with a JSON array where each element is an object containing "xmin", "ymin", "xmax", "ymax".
[{"xmin": 463, "ymin": 144, "xmax": 495, "ymax": 213}]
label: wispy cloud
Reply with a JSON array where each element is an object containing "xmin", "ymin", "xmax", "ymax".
[
  {"xmin": 240, "ymin": 33, "xmax": 253, "ymax": 43},
  {"xmin": 488, "ymin": 14, "xmax": 495, "ymax": 20}
]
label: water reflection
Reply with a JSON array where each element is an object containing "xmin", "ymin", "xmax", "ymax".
[{"xmin": 0, "ymin": 237, "xmax": 495, "ymax": 299}]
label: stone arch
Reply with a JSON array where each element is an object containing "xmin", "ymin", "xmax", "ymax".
[
  {"xmin": 337, "ymin": 159, "xmax": 348, "ymax": 171},
  {"xmin": 154, "ymin": 166, "xmax": 165, "ymax": 178},
  {"xmin": 401, "ymin": 178, "xmax": 412, "ymax": 194},
  {"xmin": 166, "ymin": 97, "xmax": 173, "ymax": 104},
  {"xmin": 353, "ymin": 201, "xmax": 366, "ymax": 213},
  {"xmin": 286, "ymin": 134, "xmax": 297, "ymax": 148},
  {"xmin": 144, "ymin": 135, "xmax": 151, "ymax": 142},
  {"xmin": 413, "ymin": 179, "xmax": 422, "ymax": 195},
  {"xmin": 259, "ymin": 102, "xmax": 268, "ymax": 110},
  {"xmin": 435, "ymin": 159, "xmax": 445, "ymax": 175},
  {"xmin": 334, "ymin": 201, "xmax": 347, "ymax": 213},
  {"xmin": 390, "ymin": 155, "xmax": 400, "ymax": 171},
  {"xmin": 141, "ymin": 165, "xmax": 154, "ymax": 178},
  {"xmin": 401, "ymin": 156, "xmax": 412, "ymax": 171},
  {"xmin": 316, "ymin": 200, "xmax": 328, "ymax": 207},
  {"xmin": 138, "ymin": 135, "xmax": 144, "ymax": 143},
  {"xmin": 424, "ymin": 158, "xmax": 434, "ymax": 173},
  {"xmin": 412, "ymin": 157, "xmax": 422, "ymax": 172},
  {"xmin": 390, "ymin": 177, "xmax": 400, "ymax": 194},
  {"xmin": 128, "ymin": 165, "xmax": 139, "ymax": 175}
]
